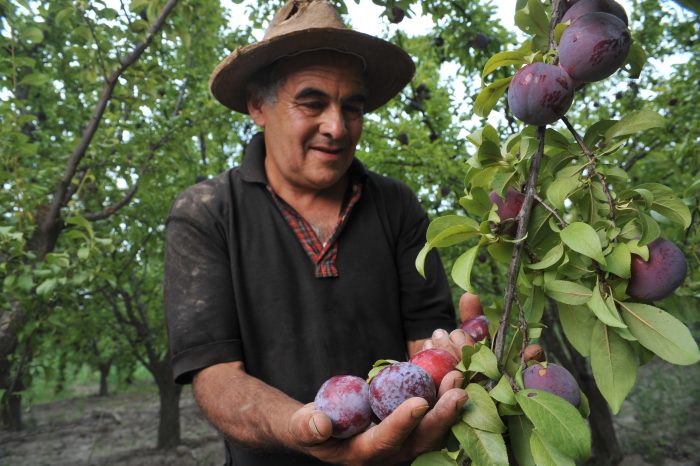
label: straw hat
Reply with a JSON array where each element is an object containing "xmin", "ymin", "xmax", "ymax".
[{"xmin": 209, "ymin": 0, "xmax": 416, "ymax": 114}]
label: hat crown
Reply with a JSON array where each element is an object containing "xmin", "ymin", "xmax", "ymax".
[{"xmin": 264, "ymin": 1, "xmax": 346, "ymax": 41}]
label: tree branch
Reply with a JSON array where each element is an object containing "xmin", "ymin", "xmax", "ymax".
[
  {"xmin": 494, "ymin": 126, "xmax": 547, "ymax": 372},
  {"xmin": 39, "ymin": 0, "xmax": 180, "ymax": 254},
  {"xmin": 561, "ymin": 115, "xmax": 617, "ymax": 227}
]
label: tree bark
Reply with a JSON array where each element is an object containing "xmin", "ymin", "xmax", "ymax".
[
  {"xmin": 151, "ymin": 359, "xmax": 182, "ymax": 449},
  {"xmin": 98, "ymin": 362, "xmax": 111, "ymax": 397}
]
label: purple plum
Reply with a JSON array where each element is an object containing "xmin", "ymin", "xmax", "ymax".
[
  {"xmin": 507, "ymin": 62, "xmax": 575, "ymax": 126},
  {"xmin": 523, "ymin": 363, "xmax": 580, "ymax": 406},
  {"xmin": 459, "ymin": 315, "xmax": 490, "ymax": 343},
  {"xmin": 627, "ymin": 237, "xmax": 687, "ymax": 301},
  {"xmin": 314, "ymin": 375, "xmax": 372, "ymax": 438},
  {"xmin": 558, "ymin": 12, "xmax": 631, "ymax": 83},
  {"xmin": 369, "ymin": 362, "xmax": 436, "ymax": 421},
  {"xmin": 562, "ymin": 0, "xmax": 629, "ymax": 25}
]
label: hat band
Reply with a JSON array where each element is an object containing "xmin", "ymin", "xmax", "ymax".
[{"xmin": 277, "ymin": 47, "xmax": 368, "ymax": 71}]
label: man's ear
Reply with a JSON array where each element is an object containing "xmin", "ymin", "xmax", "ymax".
[{"xmin": 246, "ymin": 96, "xmax": 266, "ymax": 128}]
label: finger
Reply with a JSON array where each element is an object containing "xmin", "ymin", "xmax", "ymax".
[
  {"xmin": 408, "ymin": 388, "xmax": 468, "ymax": 454},
  {"xmin": 288, "ymin": 403, "xmax": 333, "ymax": 447},
  {"xmin": 358, "ymin": 397, "xmax": 428, "ymax": 457},
  {"xmin": 430, "ymin": 328, "xmax": 453, "ymax": 354},
  {"xmin": 438, "ymin": 370, "xmax": 464, "ymax": 398},
  {"xmin": 459, "ymin": 292, "xmax": 483, "ymax": 323},
  {"xmin": 523, "ymin": 343, "xmax": 545, "ymax": 363},
  {"xmin": 422, "ymin": 339, "xmax": 434, "ymax": 350},
  {"xmin": 448, "ymin": 329, "xmax": 475, "ymax": 359}
]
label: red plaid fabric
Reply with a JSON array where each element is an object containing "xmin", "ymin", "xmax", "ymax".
[{"xmin": 268, "ymin": 182, "xmax": 362, "ymax": 278}]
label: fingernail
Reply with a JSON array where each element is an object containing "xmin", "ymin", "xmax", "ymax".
[
  {"xmin": 411, "ymin": 404, "xmax": 430, "ymax": 418},
  {"xmin": 450, "ymin": 330, "xmax": 467, "ymax": 345},
  {"xmin": 309, "ymin": 415, "xmax": 322, "ymax": 438},
  {"xmin": 424, "ymin": 340, "xmax": 434, "ymax": 349},
  {"xmin": 433, "ymin": 328, "xmax": 447, "ymax": 339},
  {"xmin": 453, "ymin": 375, "xmax": 465, "ymax": 389},
  {"xmin": 455, "ymin": 395, "xmax": 468, "ymax": 410}
]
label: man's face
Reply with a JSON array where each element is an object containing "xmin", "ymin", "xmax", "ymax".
[{"xmin": 247, "ymin": 51, "xmax": 366, "ymax": 194}]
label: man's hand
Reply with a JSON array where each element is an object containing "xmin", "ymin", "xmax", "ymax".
[{"xmin": 288, "ymin": 372, "xmax": 467, "ymax": 465}]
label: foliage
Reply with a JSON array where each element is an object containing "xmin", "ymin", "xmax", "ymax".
[{"xmin": 413, "ymin": 0, "xmax": 700, "ymax": 464}]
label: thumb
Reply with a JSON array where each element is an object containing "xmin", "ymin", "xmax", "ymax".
[{"xmin": 288, "ymin": 403, "xmax": 333, "ymax": 447}]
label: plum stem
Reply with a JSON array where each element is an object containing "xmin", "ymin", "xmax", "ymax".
[
  {"xmin": 493, "ymin": 126, "xmax": 546, "ymax": 379},
  {"xmin": 548, "ymin": 0, "xmax": 568, "ymax": 54},
  {"xmin": 561, "ymin": 115, "xmax": 618, "ymax": 228},
  {"xmin": 533, "ymin": 193, "xmax": 567, "ymax": 227}
]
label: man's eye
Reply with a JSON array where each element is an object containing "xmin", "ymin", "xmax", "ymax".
[
  {"xmin": 344, "ymin": 106, "xmax": 364, "ymax": 119},
  {"xmin": 301, "ymin": 101, "xmax": 325, "ymax": 110}
]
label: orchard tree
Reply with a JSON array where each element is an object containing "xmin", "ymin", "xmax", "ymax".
[{"xmin": 411, "ymin": 0, "xmax": 699, "ymax": 465}]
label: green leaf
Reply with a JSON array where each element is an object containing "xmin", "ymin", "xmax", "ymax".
[
  {"xmin": 619, "ymin": 302, "xmax": 700, "ymax": 365},
  {"xmin": 545, "ymin": 280, "xmax": 593, "ymax": 305},
  {"xmin": 490, "ymin": 376, "xmax": 517, "ymax": 405},
  {"xmin": 526, "ymin": 242, "xmax": 563, "ymax": 270},
  {"xmin": 474, "ymin": 77, "xmax": 512, "ymax": 118},
  {"xmin": 19, "ymin": 73, "xmax": 50, "ymax": 87},
  {"xmin": 624, "ymin": 42, "xmax": 647, "ymax": 79},
  {"xmin": 603, "ymin": 110, "xmax": 665, "ymax": 141},
  {"xmin": 560, "ymin": 222, "xmax": 606, "ymax": 265},
  {"xmin": 586, "ymin": 280, "xmax": 626, "ymax": 328},
  {"xmin": 36, "ymin": 278, "xmax": 57, "ymax": 297},
  {"xmin": 452, "ymin": 245, "xmax": 480, "ymax": 292},
  {"xmin": 530, "ymin": 430, "xmax": 576, "ymax": 466},
  {"xmin": 462, "ymin": 383, "xmax": 507, "ymax": 433},
  {"xmin": 482, "ymin": 50, "xmax": 528, "ymax": 79},
  {"xmin": 515, "ymin": 389, "xmax": 592, "ymax": 461},
  {"xmin": 468, "ymin": 345, "xmax": 501, "ymax": 380},
  {"xmin": 508, "ymin": 416, "xmax": 536, "ymax": 466},
  {"xmin": 590, "ymin": 321, "xmax": 638, "ymax": 414},
  {"xmin": 649, "ymin": 195, "xmax": 692, "ymax": 230},
  {"xmin": 22, "ymin": 26, "xmax": 44, "ymax": 44},
  {"xmin": 514, "ymin": 0, "xmax": 550, "ymax": 37},
  {"xmin": 415, "ymin": 242, "xmax": 431, "ymax": 278},
  {"xmin": 451, "ymin": 422, "xmax": 509, "ymax": 466},
  {"xmin": 637, "ymin": 211, "xmax": 660, "ymax": 246},
  {"xmin": 546, "ymin": 177, "xmax": 580, "ymax": 210},
  {"xmin": 428, "ymin": 223, "xmax": 481, "ymax": 248},
  {"xmin": 601, "ymin": 243, "xmax": 631, "ymax": 278},
  {"xmin": 427, "ymin": 215, "xmax": 479, "ymax": 242},
  {"xmin": 411, "ymin": 450, "xmax": 458, "ymax": 466}
]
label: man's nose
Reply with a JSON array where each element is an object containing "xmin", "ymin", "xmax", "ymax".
[{"xmin": 319, "ymin": 106, "xmax": 347, "ymax": 140}]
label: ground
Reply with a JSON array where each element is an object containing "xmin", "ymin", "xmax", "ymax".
[{"xmin": 1, "ymin": 360, "xmax": 699, "ymax": 466}]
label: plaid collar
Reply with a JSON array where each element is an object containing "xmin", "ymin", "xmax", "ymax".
[{"xmin": 240, "ymin": 132, "xmax": 366, "ymax": 278}]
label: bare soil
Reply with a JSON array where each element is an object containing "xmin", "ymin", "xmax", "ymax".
[{"xmin": 1, "ymin": 360, "xmax": 698, "ymax": 466}]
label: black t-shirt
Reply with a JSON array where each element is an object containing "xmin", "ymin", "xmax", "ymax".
[{"xmin": 164, "ymin": 133, "xmax": 455, "ymax": 465}]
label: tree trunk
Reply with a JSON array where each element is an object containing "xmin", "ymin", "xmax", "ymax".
[
  {"xmin": 151, "ymin": 360, "xmax": 183, "ymax": 449},
  {"xmin": 98, "ymin": 362, "xmax": 111, "ymax": 397},
  {"xmin": 541, "ymin": 309, "xmax": 623, "ymax": 465}
]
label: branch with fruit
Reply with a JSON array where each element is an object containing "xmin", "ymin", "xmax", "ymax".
[{"xmin": 311, "ymin": 1, "xmax": 698, "ymax": 464}]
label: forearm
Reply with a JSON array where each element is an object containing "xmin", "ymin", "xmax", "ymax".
[{"xmin": 192, "ymin": 361, "xmax": 303, "ymax": 452}]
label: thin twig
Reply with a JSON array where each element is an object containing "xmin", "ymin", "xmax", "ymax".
[
  {"xmin": 494, "ymin": 126, "xmax": 547, "ymax": 373},
  {"xmin": 534, "ymin": 192, "xmax": 567, "ymax": 227},
  {"xmin": 561, "ymin": 115, "xmax": 617, "ymax": 227}
]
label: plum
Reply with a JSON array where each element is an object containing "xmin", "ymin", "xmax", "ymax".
[
  {"xmin": 558, "ymin": 12, "xmax": 631, "ymax": 83},
  {"xmin": 460, "ymin": 315, "xmax": 490, "ymax": 342},
  {"xmin": 523, "ymin": 343, "xmax": 546, "ymax": 363},
  {"xmin": 314, "ymin": 375, "xmax": 372, "ymax": 438},
  {"xmin": 507, "ymin": 62, "xmax": 574, "ymax": 126},
  {"xmin": 409, "ymin": 348, "xmax": 458, "ymax": 388},
  {"xmin": 489, "ymin": 186, "xmax": 525, "ymax": 221},
  {"xmin": 369, "ymin": 362, "xmax": 436, "ymax": 420},
  {"xmin": 562, "ymin": 0, "xmax": 629, "ymax": 26},
  {"xmin": 627, "ymin": 237, "xmax": 687, "ymax": 301},
  {"xmin": 523, "ymin": 363, "xmax": 580, "ymax": 406}
]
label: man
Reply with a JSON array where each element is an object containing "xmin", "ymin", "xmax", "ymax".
[{"xmin": 164, "ymin": 1, "xmax": 475, "ymax": 464}]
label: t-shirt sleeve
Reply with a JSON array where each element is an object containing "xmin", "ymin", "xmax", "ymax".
[
  {"xmin": 393, "ymin": 183, "xmax": 457, "ymax": 340},
  {"xmin": 164, "ymin": 182, "xmax": 243, "ymax": 384}
]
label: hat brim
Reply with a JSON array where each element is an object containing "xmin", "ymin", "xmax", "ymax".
[{"xmin": 209, "ymin": 28, "xmax": 415, "ymax": 114}]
